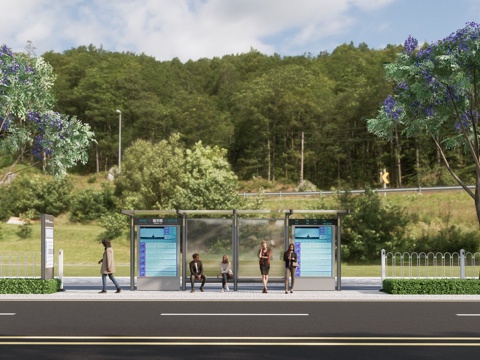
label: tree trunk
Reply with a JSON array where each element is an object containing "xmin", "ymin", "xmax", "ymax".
[
  {"xmin": 395, "ymin": 126, "xmax": 402, "ymax": 187},
  {"xmin": 475, "ymin": 179, "xmax": 480, "ymax": 227},
  {"xmin": 267, "ymin": 139, "xmax": 271, "ymax": 181},
  {"xmin": 96, "ymin": 144, "xmax": 99, "ymax": 173}
]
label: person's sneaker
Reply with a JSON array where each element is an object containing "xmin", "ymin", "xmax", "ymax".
[
  {"xmin": 221, "ymin": 288, "xmax": 224, "ymax": 293},
  {"xmin": 115, "ymin": 288, "xmax": 122, "ymax": 293},
  {"xmin": 200, "ymin": 287, "xmax": 204, "ymax": 292},
  {"xmin": 98, "ymin": 290, "xmax": 107, "ymax": 293},
  {"xmin": 190, "ymin": 289, "xmax": 195, "ymax": 293},
  {"xmin": 226, "ymin": 285, "xmax": 230, "ymax": 292}
]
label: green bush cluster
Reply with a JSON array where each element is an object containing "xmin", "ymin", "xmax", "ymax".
[
  {"xmin": 0, "ymin": 174, "xmax": 117, "ymax": 224},
  {"xmin": 383, "ymin": 278, "xmax": 480, "ymax": 295},
  {"xmin": 98, "ymin": 212, "xmax": 129, "ymax": 240},
  {"xmin": 0, "ymin": 278, "xmax": 61, "ymax": 294},
  {"xmin": 69, "ymin": 183, "xmax": 117, "ymax": 222},
  {"xmin": 334, "ymin": 189, "xmax": 413, "ymax": 263},
  {"xmin": 413, "ymin": 225, "xmax": 480, "ymax": 254},
  {"xmin": 0, "ymin": 175, "xmax": 73, "ymax": 220}
]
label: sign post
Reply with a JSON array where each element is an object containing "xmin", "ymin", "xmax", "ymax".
[
  {"xmin": 381, "ymin": 168, "xmax": 389, "ymax": 197},
  {"xmin": 41, "ymin": 214, "xmax": 54, "ymax": 280}
]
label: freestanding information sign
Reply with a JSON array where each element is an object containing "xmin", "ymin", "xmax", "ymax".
[
  {"xmin": 41, "ymin": 214, "xmax": 54, "ymax": 280},
  {"xmin": 289, "ymin": 219, "xmax": 336, "ymax": 290},
  {"xmin": 135, "ymin": 218, "xmax": 180, "ymax": 290}
]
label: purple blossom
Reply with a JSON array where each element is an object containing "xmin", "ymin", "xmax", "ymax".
[
  {"xmin": 383, "ymin": 95, "xmax": 403, "ymax": 121},
  {"xmin": 456, "ymin": 110, "xmax": 478, "ymax": 131},
  {"xmin": 1, "ymin": 43, "xmax": 37, "ymax": 95},
  {"xmin": 0, "ymin": 115, "xmax": 11, "ymax": 131},
  {"xmin": 424, "ymin": 105, "xmax": 435, "ymax": 117},
  {"xmin": 403, "ymin": 36, "xmax": 418, "ymax": 55},
  {"xmin": 27, "ymin": 111, "xmax": 70, "ymax": 158}
]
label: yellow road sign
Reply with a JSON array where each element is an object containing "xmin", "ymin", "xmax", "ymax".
[{"xmin": 382, "ymin": 171, "xmax": 390, "ymax": 184}]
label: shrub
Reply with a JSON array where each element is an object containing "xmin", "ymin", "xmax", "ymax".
[
  {"xmin": 0, "ymin": 278, "xmax": 61, "ymax": 294},
  {"xmin": 69, "ymin": 183, "xmax": 117, "ymax": 222},
  {"xmin": 413, "ymin": 224, "xmax": 480, "ymax": 254},
  {"xmin": 16, "ymin": 211, "xmax": 34, "ymax": 239},
  {"xmin": 335, "ymin": 189, "xmax": 413, "ymax": 263},
  {"xmin": 383, "ymin": 278, "xmax": 480, "ymax": 294},
  {"xmin": 98, "ymin": 212, "xmax": 129, "ymax": 240},
  {"xmin": 0, "ymin": 175, "xmax": 73, "ymax": 220}
]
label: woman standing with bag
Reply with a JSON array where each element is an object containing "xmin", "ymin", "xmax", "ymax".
[
  {"xmin": 219, "ymin": 255, "xmax": 232, "ymax": 292},
  {"xmin": 258, "ymin": 240, "xmax": 272, "ymax": 293},
  {"xmin": 283, "ymin": 243, "xmax": 298, "ymax": 294}
]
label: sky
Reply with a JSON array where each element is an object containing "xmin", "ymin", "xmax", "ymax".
[{"xmin": 1, "ymin": 0, "xmax": 480, "ymax": 62}]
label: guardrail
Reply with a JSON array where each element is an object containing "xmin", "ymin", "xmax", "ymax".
[
  {"xmin": 240, "ymin": 185, "xmax": 475, "ymax": 198},
  {"xmin": 381, "ymin": 249, "xmax": 480, "ymax": 282},
  {"xmin": 0, "ymin": 252, "xmax": 41, "ymax": 277}
]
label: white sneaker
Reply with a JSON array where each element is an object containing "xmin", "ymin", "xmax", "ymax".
[
  {"xmin": 221, "ymin": 287, "xmax": 224, "ymax": 293},
  {"xmin": 226, "ymin": 285, "xmax": 230, "ymax": 292}
]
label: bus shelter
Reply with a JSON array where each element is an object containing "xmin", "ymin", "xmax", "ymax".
[{"xmin": 121, "ymin": 209, "xmax": 349, "ymax": 291}]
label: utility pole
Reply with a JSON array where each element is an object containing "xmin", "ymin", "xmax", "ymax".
[{"xmin": 300, "ymin": 131, "xmax": 304, "ymax": 182}]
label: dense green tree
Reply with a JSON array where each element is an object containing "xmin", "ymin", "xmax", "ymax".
[
  {"xmin": 368, "ymin": 22, "xmax": 480, "ymax": 225},
  {"xmin": 318, "ymin": 43, "xmax": 399, "ymax": 188},
  {"xmin": 35, "ymin": 40, "xmax": 475, "ymax": 190},
  {"xmin": 175, "ymin": 141, "xmax": 239, "ymax": 210},
  {"xmin": 336, "ymin": 189, "xmax": 412, "ymax": 263},
  {"xmin": 231, "ymin": 64, "xmax": 334, "ymax": 183},
  {"xmin": 0, "ymin": 44, "xmax": 95, "ymax": 180},
  {"xmin": 115, "ymin": 134, "xmax": 239, "ymax": 210},
  {"xmin": 114, "ymin": 134, "xmax": 186, "ymax": 210},
  {"xmin": 0, "ymin": 175, "xmax": 73, "ymax": 220}
]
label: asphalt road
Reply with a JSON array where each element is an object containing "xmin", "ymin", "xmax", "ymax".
[{"xmin": 1, "ymin": 300, "xmax": 480, "ymax": 359}]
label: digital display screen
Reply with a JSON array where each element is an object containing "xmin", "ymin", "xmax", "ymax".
[
  {"xmin": 138, "ymin": 226, "xmax": 178, "ymax": 277},
  {"xmin": 293, "ymin": 226, "xmax": 334, "ymax": 277}
]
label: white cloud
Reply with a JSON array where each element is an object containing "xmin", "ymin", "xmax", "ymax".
[{"xmin": 0, "ymin": 0, "xmax": 409, "ymax": 61}]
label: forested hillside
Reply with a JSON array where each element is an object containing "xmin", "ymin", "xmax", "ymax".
[{"xmin": 40, "ymin": 43, "xmax": 473, "ymax": 190}]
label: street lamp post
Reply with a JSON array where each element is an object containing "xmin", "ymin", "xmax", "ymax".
[{"xmin": 116, "ymin": 109, "xmax": 122, "ymax": 173}]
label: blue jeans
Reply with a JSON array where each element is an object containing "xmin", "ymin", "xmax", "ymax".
[{"xmin": 102, "ymin": 273, "xmax": 120, "ymax": 290}]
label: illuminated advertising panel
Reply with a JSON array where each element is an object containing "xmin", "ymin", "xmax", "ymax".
[
  {"xmin": 292, "ymin": 225, "xmax": 334, "ymax": 277},
  {"xmin": 138, "ymin": 226, "xmax": 178, "ymax": 277}
]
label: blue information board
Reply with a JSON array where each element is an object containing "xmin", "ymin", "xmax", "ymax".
[
  {"xmin": 292, "ymin": 226, "xmax": 334, "ymax": 277},
  {"xmin": 138, "ymin": 226, "xmax": 178, "ymax": 277}
]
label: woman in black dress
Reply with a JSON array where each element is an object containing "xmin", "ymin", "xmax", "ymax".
[{"xmin": 258, "ymin": 240, "xmax": 271, "ymax": 293}]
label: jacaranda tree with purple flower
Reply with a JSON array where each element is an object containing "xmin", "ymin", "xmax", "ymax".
[
  {"xmin": 368, "ymin": 22, "xmax": 480, "ymax": 225},
  {"xmin": 0, "ymin": 44, "xmax": 95, "ymax": 180}
]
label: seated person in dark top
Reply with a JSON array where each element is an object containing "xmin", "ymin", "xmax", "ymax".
[{"xmin": 189, "ymin": 253, "xmax": 206, "ymax": 292}]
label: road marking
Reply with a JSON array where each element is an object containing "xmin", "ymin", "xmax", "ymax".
[
  {"xmin": 0, "ymin": 313, "xmax": 15, "ymax": 316},
  {"xmin": 161, "ymin": 313, "xmax": 308, "ymax": 316},
  {"xmin": 456, "ymin": 314, "xmax": 480, "ymax": 317},
  {"xmin": 1, "ymin": 336, "xmax": 480, "ymax": 347},
  {"xmin": 0, "ymin": 342, "xmax": 479, "ymax": 346}
]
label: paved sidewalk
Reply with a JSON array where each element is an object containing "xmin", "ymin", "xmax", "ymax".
[{"xmin": 2, "ymin": 277, "xmax": 480, "ymax": 301}]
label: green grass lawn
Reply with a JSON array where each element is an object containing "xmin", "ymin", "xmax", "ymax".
[{"xmin": 1, "ymin": 190, "xmax": 477, "ymax": 278}]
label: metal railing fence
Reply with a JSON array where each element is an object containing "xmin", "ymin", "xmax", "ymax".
[
  {"xmin": 0, "ymin": 252, "xmax": 41, "ymax": 278},
  {"xmin": 240, "ymin": 185, "xmax": 476, "ymax": 198},
  {"xmin": 381, "ymin": 249, "xmax": 480, "ymax": 282}
]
